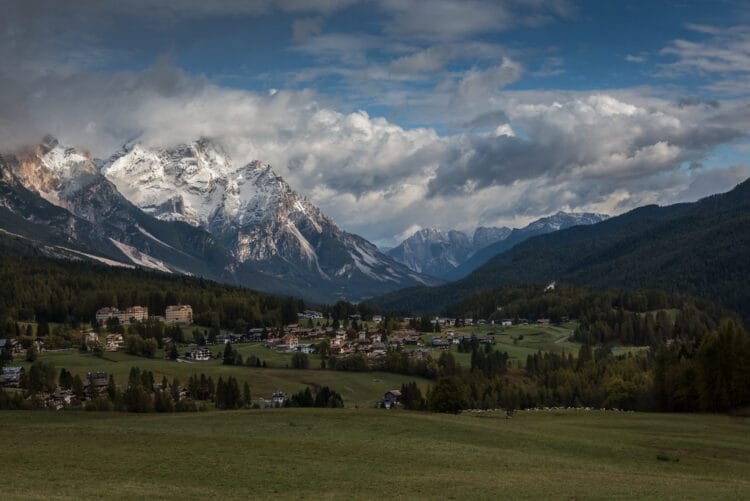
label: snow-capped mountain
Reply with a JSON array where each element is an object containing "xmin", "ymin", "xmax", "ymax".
[
  {"xmin": 387, "ymin": 228, "xmax": 476, "ymax": 278},
  {"xmin": 0, "ymin": 136, "xmax": 246, "ymax": 281},
  {"xmin": 387, "ymin": 226, "xmax": 511, "ymax": 279},
  {"xmin": 100, "ymin": 139, "xmax": 437, "ymax": 300},
  {"xmin": 389, "ymin": 212, "xmax": 608, "ymax": 280}
]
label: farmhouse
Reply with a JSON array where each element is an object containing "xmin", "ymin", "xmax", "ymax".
[
  {"xmin": 381, "ymin": 390, "xmax": 402, "ymax": 409},
  {"xmin": 165, "ymin": 305, "xmax": 193, "ymax": 324}
]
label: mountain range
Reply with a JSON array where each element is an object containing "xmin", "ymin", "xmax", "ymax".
[
  {"xmin": 369, "ymin": 179, "xmax": 750, "ymax": 321},
  {"xmin": 387, "ymin": 212, "xmax": 607, "ymax": 280},
  {"xmin": 0, "ymin": 136, "xmax": 437, "ymax": 303}
]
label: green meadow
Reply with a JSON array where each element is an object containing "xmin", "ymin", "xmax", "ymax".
[
  {"xmin": 19, "ymin": 348, "xmax": 428, "ymax": 408},
  {"xmin": 0, "ymin": 409, "xmax": 747, "ymax": 499},
  {"xmin": 417, "ymin": 323, "xmax": 582, "ymax": 367}
]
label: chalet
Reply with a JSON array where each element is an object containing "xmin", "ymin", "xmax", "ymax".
[
  {"xmin": 185, "ymin": 346, "xmax": 211, "ymax": 361},
  {"xmin": 369, "ymin": 342, "xmax": 387, "ymax": 357},
  {"xmin": 501, "ymin": 319, "xmax": 513, "ymax": 327},
  {"xmin": 246, "ymin": 328, "xmax": 264, "ymax": 342},
  {"xmin": 477, "ymin": 336, "xmax": 495, "ymax": 345},
  {"xmin": 537, "ymin": 319, "xmax": 551, "ymax": 325},
  {"xmin": 105, "ymin": 334, "xmax": 124, "ymax": 351},
  {"xmin": 403, "ymin": 335, "xmax": 422, "ymax": 346},
  {"xmin": 380, "ymin": 390, "xmax": 401, "ymax": 409},
  {"xmin": 85, "ymin": 372, "xmax": 109, "ymax": 396},
  {"xmin": 165, "ymin": 305, "xmax": 193, "ymax": 324},
  {"xmin": 83, "ymin": 332, "xmax": 98, "ymax": 344},
  {"xmin": 357, "ymin": 332, "xmax": 367, "ymax": 342},
  {"xmin": 372, "ymin": 315, "xmax": 383, "ymax": 323},
  {"xmin": 369, "ymin": 333, "xmax": 382, "ymax": 344},
  {"xmin": 0, "ymin": 367, "xmax": 23, "ymax": 388},
  {"xmin": 281, "ymin": 333, "xmax": 299, "ymax": 348}
]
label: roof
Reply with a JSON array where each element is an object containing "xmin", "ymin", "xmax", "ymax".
[{"xmin": 386, "ymin": 390, "xmax": 402, "ymax": 397}]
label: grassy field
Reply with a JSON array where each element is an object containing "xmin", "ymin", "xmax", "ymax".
[
  {"xmin": 18, "ymin": 349, "xmax": 429, "ymax": 408},
  {"xmin": 417, "ymin": 323, "xmax": 582, "ymax": 368},
  {"xmin": 0, "ymin": 409, "xmax": 747, "ymax": 499}
]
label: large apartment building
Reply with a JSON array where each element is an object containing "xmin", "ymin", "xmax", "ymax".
[
  {"xmin": 95, "ymin": 306, "xmax": 149, "ymax": 325},
  {"xmin": 165, "ymin": 305, "xmax": 193, "ymax": 325}
]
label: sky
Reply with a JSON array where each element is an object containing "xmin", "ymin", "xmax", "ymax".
[{"xmin": 2, "ymin": 0, "xmax": 749, "ymax": 247}]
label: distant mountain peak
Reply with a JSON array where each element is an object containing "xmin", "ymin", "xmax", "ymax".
[{"xmin": 389, "ymin": 212, "xmax": 608, "ymax": 280}]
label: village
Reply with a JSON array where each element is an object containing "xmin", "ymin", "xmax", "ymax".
[{"xmin": 0, "ymin": 303, "xmax": 556, "ymax": 411}]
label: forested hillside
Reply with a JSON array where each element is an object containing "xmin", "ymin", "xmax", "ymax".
[
  {"xmin": 0, "ymin": 245, "xmax": 304, "ymax": 333},
  {"xmin": 370, "ymin": 179, "xmax": 750, "ymax": 320}
]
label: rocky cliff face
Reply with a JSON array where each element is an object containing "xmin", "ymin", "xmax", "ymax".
[{"xmin": 99, "ymin": 139, "xmax": 438, "ymax": 299}]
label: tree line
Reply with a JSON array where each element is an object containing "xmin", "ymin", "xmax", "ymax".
[{"xmin": 399, "ymin": 319, "xmax": 750, "ymax": 414}]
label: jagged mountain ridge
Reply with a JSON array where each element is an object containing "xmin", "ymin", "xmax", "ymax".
[
  {"xmin": 387, "ymin": 227, "xmax": 499, "ymax": 279},
  {"xmin": 99, "ymin": 139, "xmax": 437, "ymax": 299},
  {"xmin": 442, "ymin": 211, "xmax": 609, "ymax": 280},
  {"xmin": 388, "ymin": 212, "xmax": 607, "ymax": 280},
  {"xmin": 0, "ymin": 138, "xmax": 259, "ymax": 283},
  {"xmin": 0, "ymin": 137, "xmax": 437, "ymax": 302}
]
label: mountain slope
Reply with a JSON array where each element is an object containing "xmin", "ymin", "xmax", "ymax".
[
  {"xmin": 369, "ymin": 179, "xmax": 750, "ymax": 319},
  {"xmin": 386, "ymin": 228, "xmax": 476, "ymax": 278},
  {"xmin": 442, "ymin": 212, "xmax": 608, "ymax": 280},
  {"xmin": 100, "ymin": 140, "xmax": 438, "ymax": 301}
]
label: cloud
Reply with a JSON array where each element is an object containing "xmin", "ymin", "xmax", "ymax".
[
  {"xmin": 292, "ymin": 17, "xmax": 325, "ymax": 42},
  {"xmin": 1, "ymin": 2, "xmax": 749, "ymax": 248},
  {"xmin": 659, "ymin": 24, "xmax": 750, "ymax": 95},
  {"xmin": 2, "ymin": 55, "xmax": 748, "ymax": 246},
  {"xmin": 377, "ymin": 0, "xmax": 572, "ymax": 41}
]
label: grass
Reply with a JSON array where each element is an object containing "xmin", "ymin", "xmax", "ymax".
[
  {"xmin": 416, "ymin": 323, "xmax": 582, "ymax": 368},
  {"xmin": 18, "ymin": 349, "xmax": 429, "ymax": 408},
  {"xmin": 0, "ymin": 409, "xmax": 747, "ymax": 499}
]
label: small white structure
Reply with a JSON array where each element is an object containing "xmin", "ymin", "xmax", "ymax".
[{"xmin": 185, "ymin": 346, "xmax": 211, "ymax": 361}]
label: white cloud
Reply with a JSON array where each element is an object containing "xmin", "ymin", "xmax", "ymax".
[{"xmin": 660, "ymin": 24, "xmax": 750, "ymax": 95}]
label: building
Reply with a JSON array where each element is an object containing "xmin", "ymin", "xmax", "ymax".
[
  {"xmin": 105, "ymin": 334, "xmax": 124, "ymax": 351},
  {"xmin": 165, "ymin": 305, "xmax": 193, "ymax": 324},
  {"xmin": 0, "ymin": 367, "xmax": 23, "ymax": 388},
  {"xmin": 85, "ymin": 372, "xmax": 109, "ymax": 396},
  {"xmin": 272, "ymin": 391, "xmax": 287, "ymax": 406},
  {"xmin": 185, "ymin": 347, "xmax": 211, "ymax": 361},
  {"xmin": 96, "ymin": 306, "xmax": 148, "ymax": 325},
  {"xmin": 381, "ymin": 390, "xmax": 402, "ymax": 409}
]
